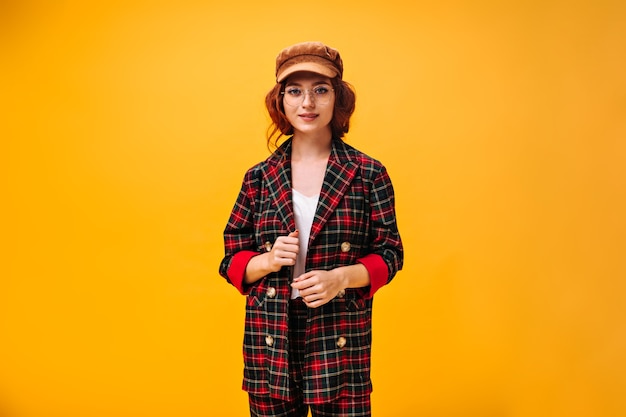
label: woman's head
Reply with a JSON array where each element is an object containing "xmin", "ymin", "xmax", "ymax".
[{"xmin": 265, "ymin": 42, "xmax": 356, "ymax": 149}]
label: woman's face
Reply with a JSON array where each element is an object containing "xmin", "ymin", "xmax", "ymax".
[{"xmin": 282, "ymin": 72, "xmax": 335, "ymax": 138}]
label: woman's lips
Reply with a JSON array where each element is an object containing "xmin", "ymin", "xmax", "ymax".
[{"xmin": 299, "ymin": 113, "xmax": 318, "ymax": 121}]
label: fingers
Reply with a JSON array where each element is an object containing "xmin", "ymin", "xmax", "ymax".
[
  {"xmin": 303, "ymin": 298, "xmax": 326, "ymax": 309},
  {"xmin": 277, "ymin": 229, "xmax": 299, "ymax": 247},
  {"xmin": 291, "ymin": 273, "xmax": 328, "ymax": 306},
  {"xmin": 291, "ymin": 270, "xmax": 344, "ymax": 308},
  {"xmin": 301, "ymin": 289, "xmax": 331, "ymax": 308},
  {"xmin": 274, "ymin": 230, "xmax": 299, "ymax": 257},
  {"xmin": 291, "ymin": 270, "xmax": 315, "ymax": 283},
  {"xmin": 268, "ymin": 230, "xmax": 300, "ymax": 270}
]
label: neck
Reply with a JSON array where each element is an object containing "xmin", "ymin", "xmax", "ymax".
[{"xmin": 291, "ymin": 131, "xmax": 332, "ymax": 161}]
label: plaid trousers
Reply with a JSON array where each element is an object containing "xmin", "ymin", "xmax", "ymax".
[{"xmin": 248, "ymin": 298, "xmax": 371, "ymax": 417}]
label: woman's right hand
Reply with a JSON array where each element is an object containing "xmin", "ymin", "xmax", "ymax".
[
  {"xmin": 243, "ymin": 230, "xmax": 300, "ymax": 284},
  {"xmin": 266, "ymin": 230, "xmax": 300, "ymax": 272}
]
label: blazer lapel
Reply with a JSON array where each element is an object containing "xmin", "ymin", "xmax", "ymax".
[
  {"xmin": 264, "ymin": 141, "xmax": 295, "ymax": 233},
  {"xmin": 310, "ymin": 140, "xmax": 358, "ymax": 243}
]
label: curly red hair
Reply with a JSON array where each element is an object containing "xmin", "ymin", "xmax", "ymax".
[{"xmin": 264, "ymin": 77, "xmax": 356, "ymax": 150}]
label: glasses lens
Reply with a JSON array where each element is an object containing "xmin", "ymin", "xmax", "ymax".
[{"xmin": 283, "ymin": 87, "xmax": 332, "ymax": 106}]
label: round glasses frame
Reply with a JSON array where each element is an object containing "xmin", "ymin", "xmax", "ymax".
[{"xmin": 281, "ymin": 86, "xmax": 335, "ymax": 107}]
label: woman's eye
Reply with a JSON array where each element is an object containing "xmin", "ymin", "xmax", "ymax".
[
  {"xmin": 286, "ymin": 88, "xmax": 302, "ymax": 96},
  {"xmin": 314, "ymin": 87, "xmax": 329, "ymax": 95}
]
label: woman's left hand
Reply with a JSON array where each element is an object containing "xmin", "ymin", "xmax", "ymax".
[{"xmin": 291, "ymin": 270, "xmax": 346, "ymax": 308}]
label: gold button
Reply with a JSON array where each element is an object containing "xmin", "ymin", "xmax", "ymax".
[
  {"xmin": 336, "ymin": 289, "xmax": 345, "ymax": 298},
  {"xmin": 264, "ymin": 241, "xmax": 272, "ymax": 251},
  {"xmin": 340, "ymin": 241, "xmax": 351, "ymax": 252},
  {"xmin": 336, "ymin": 336, "xmax": 347, "ymax": 348},
  {"xmin": 265, "ymin": 335, "xmax": 274, "ymax": 347},
  {"xmin": 266, "ymin": 287, "xmax": 277, "ymax": 298}
]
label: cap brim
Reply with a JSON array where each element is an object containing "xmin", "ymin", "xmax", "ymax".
[{"xmin": 276, "ymin": 62, "xmax": 338, "ymax": 82}]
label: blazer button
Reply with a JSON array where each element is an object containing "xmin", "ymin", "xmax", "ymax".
[
  {"xmin": 265, "ymin": 335, "xmax": 274, "ymax": 347},
  {"xmin": 266, "ymin": 287, "xmax": 277, "ymax": 298},
  {"xmin": 336, "ymin": 289, "xmax": 345, "ymax": 298},
  {"xmin": 336, "ymin": 336, "xmax": 347, "ymax": 348},
  {"xmin": 340, "ymin": 241, "xmax": 351, "ymax": 253},
  {"xmin": 264, "ymin": 241, "xmax": 272, "ymax": 252}
]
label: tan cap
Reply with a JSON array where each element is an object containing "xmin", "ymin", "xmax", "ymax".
[{"xmin": 275, "ymin": 41, "xmax": 343, "ymax": 82}]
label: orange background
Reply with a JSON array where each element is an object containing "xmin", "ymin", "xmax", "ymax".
[{"xmin": 1, "ymin": 1, "xmax": 625, "ymax": 416}]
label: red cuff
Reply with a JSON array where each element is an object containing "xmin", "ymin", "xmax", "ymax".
[
  {"xmin": 228, "ymin": 251, "xmax": 258, "ymax": 295},
  {"xmin": 357, "ymin": 254, "xmax": 389, "ymax": 298}
]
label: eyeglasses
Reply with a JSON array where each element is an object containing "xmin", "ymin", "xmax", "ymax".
[{"xmin": 281, "ymin": 86, "xmax": 334, "ymax": 106}]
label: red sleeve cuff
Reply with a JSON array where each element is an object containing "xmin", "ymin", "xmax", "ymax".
[
  {"xmin": 357, "ymin": 253, "xmax": 389, "ymax": 298},
  {"xmin": 228, "ymin": 251, "xmax": 258, "ymax": 295}
]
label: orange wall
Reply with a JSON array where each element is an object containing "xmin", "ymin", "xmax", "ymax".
[{"xmin": 1, "ymin": 1, "xmax": 625, "ymax": 416}]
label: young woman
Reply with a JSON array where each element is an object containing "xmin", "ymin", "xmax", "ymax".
[{"xmin": 219, "ymin": 41, "xmax": 403, "ymax": 417}]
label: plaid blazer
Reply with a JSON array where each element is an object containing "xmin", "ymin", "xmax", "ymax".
[{"xmin": 219, "ymin": 138, "xmax": 403, "ymax": 404}]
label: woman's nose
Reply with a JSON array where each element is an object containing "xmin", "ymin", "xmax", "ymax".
[{"xmin": 301, "ymin": 90, "xmax": 315, "ymax": 107}]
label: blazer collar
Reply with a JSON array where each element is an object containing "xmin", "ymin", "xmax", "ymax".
[{"xmin": 264, "ymin": 138, "xmax": 359, "ymax": 241}]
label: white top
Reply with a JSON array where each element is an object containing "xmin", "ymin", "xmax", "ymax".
[{"xmin": 291, "ymin": 189, "xmax": 320, "ymax": 299}]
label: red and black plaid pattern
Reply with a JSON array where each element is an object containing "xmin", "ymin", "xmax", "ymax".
[
  {"xmin": 312, "ymin": 395, "xmax": 371, "ymax": 417},
  {"xmin": 249, "ymin": 299, "xmax": 372, "ymax": 417},
  {"xmin": 219, "ymin": 138, "xmax": 403, "ymax": 404},
  {"xmin": 249, "ymin": 393, "xmax": 370, "ymax": 417},
  {"xmin": 249, "ymin": 393, "xmax": 308, "ymax": 417},
  {"xmin": 249, "ymin": 393, "xmax": 371, "ymax": 417}
]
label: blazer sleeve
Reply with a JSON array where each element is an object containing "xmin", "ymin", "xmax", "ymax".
[
  {"xmin": 356, "ymin": 164, "xmax": 404, "ymax": 298},
  {"xmin": 218, "ymin": 167, "xmax": 261, "ymax": 295}
]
